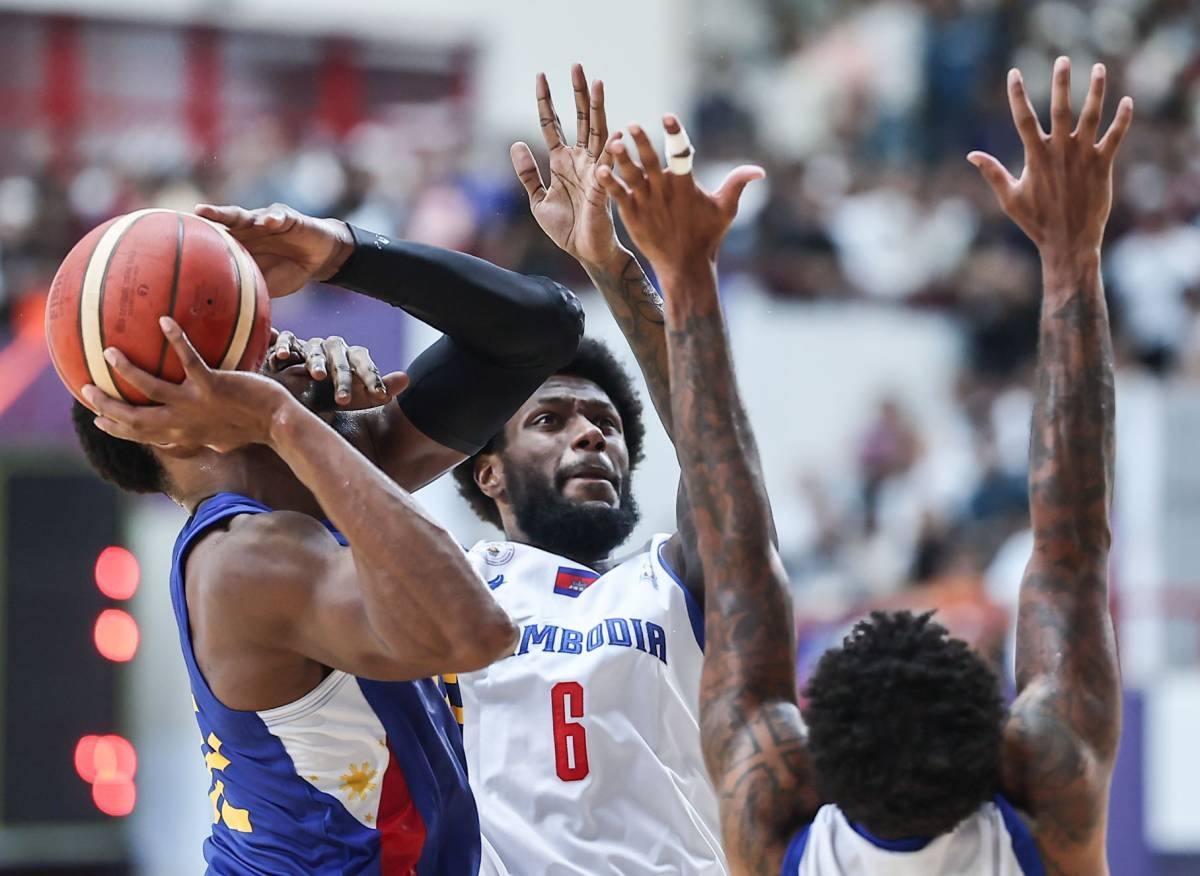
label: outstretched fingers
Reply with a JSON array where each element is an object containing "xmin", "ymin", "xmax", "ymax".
[
  {"xmin": 596, "ymin": 164, "xmax": 633, "ymax": 211},
  {"xmin": 571, "ymin": 63, "xmax": 591, "ymax": 149},
  {"xmin": 628, "ymin": 124, "xmax": 664, "ymax": 187},
  {"xmin": 511, "ymin": 141, "xmax": 548, "ymax": 208},
  {"xmin": 536, "ymin": 72, "xmax": 566, "ymax": 152},
  {"xmin": 1098, "ymin": 96, "xmax": 1135, "ymax": 161},
  {"xmin": 1007, "ymin": 69, "xmax": 1045, "ymax": 152},
  {"xmin": 609, "ymin": 138, "xmax": 648, "ymax": 195},
  {"xmin": 1049, "ymin": 56, "xmax": 1073, "ymax": 139},
  {"xmin": 590, "ymin": 80, "xmax": 610, "ymax": 164},
  {"xmin": 967, "ymin": 151, "xmax": 1018, "ymax": 206},
  {"xmin": 714, "ymin": 165, "xmax": 766, "ymax": 217},
  {"xmin": 1075, "ymin": 63, "xmax": 1107, "ymax": 143}
]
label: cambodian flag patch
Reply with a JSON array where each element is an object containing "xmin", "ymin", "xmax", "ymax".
[{"xmin": 554, "ymin": 566, "xmax": 599, "ymax": 598}]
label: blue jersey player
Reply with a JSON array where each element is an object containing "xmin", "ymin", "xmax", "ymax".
[{"xmin": 69, "ymin": 204, "xmax": 583, "ymax": 874}]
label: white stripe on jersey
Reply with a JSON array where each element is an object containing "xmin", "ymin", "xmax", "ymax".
[
  {"xmin": 457, "ymin": 535, "xmax": 728, "ymax": 875},
  {"xmin": 785, "ymin": 801, "xmax": 1044, "ymax": 876}
]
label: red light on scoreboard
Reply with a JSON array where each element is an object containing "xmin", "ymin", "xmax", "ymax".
[
  {"xmin": 74, "ymin": 735, "xmax": 100, "ymax": 783},
  {"xmin": 94, "ymin": 546, "xmax": 139, "ymax": 600},
  {"xmin": 75, "ymin": 734, "xmax": 137, "ymax": 816},
  {"xmin": 92, "ymin": 777, "xmax": 136, "ymax": 817},
  {"xmin": 94, "ymin": 609, "xmax": 139, "ymax": 662}
]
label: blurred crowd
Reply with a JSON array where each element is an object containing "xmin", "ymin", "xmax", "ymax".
[{"xmin": 2, "ymin": 0, "xmax": 1198, "ymax": 663}]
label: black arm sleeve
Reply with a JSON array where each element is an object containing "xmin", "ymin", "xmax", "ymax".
[{"xmin": 329, "ymin": 225, "xmax": 584, "ymax": 454}]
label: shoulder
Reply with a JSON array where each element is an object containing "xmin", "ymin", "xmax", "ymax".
[{"xmin": 186, "ymin": 511, "xmax": 343, "ymax": 618}]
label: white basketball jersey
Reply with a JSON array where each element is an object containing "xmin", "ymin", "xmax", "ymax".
[
  {"xmin": 453, "ymin": 535, "xmax": 729, "ymax": 875},
  {"xmin": 783, "ymin": 800, "xmax": 1044, "ymax": 876}
]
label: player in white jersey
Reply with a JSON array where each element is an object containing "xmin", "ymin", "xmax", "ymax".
[
  {"xmin": 448, "ymin": 65, "xmax": 731, "ymax": 874},
  {"xmin": 594, "ymin": 58, "xmax": 1130, "ymax": 876}
]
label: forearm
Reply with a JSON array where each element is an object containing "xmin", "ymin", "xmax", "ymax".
[
  {"xmin": 659, "ymin": 261, "xmax": 795, "ymax": 715},
  {"xmin": 660, "ymin": 259, "xmax": 816, "ymax": 867},
  {"xmin": 585, "ymin": 249, "xmax": 674, "ymax": 432},
  {"xmin": 331, "ymin": 224, "xmax": 582, "ymax": 367},
  {"xmin": 1016, "ymin": 247, "xmax": 1118, "ymax": 738},
  {"xmin": 267, "ymin": 399, "xmax": 513, "ymax": 652}
]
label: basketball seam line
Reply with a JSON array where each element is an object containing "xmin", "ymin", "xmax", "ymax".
[
  {"xmin": 155, "ymin": 213, "xmax": 186, "ymax": 379},
  {"xmin": 213, "ymin": 244, "xmax": 241, "ymax": 371},
  {"xmin": 96, "ymin": 211, "xmax": 158, "ymax": 402}
]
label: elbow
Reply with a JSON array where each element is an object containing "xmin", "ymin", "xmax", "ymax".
[
  {"xmin": 521, "ymin": 277, "xmax": 585, "ymax": 369},
  {"xmin": 447, "ymin": 612, "xmax": 519, "ymax": 673}
]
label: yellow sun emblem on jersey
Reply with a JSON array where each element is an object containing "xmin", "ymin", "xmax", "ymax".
[{"xmin": 339, "ymin": 763, "xmax": 378, "ymax": 801}]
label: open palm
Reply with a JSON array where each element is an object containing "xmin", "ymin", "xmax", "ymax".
[{"xmin": 512, "ymin": 65, "xmax": 622, "ymax": 270}]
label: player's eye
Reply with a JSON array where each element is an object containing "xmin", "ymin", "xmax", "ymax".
[
  {"xmin": 532, "ymin": 412, "xmax": 559, "ymax": 427},
  {"xmin": 599, "ymin": 416, "xmax": 620, "ymax": 433}
]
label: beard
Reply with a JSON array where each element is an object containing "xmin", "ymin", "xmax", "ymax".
[{"xmin": 504, "ymin": 460, "xmax": 640, "ymax": 562}]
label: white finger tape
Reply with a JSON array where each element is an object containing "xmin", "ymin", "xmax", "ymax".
[{"xmin": 665, "ymin": 127, "xmax": 695, "ymax": 174}]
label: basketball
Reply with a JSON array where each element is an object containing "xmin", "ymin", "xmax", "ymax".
[{"xmin": 45, "ymin": 208, "xmax": 271, "ymax": 406}]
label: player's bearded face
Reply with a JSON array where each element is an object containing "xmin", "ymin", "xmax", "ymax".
[{"xmin": 503, "ymin": 455, "xmax": 640, "ymax": 559}]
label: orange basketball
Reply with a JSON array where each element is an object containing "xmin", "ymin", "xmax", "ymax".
[{"xmin": 45, "ymin": 209, "xmax": 271, "ymax": 406}]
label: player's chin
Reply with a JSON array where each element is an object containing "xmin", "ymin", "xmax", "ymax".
[{"xmin": 560, "ymin": 478, "xmax": 620, "ymax": 507}]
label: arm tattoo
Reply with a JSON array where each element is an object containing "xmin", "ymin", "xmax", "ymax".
[
  {"xmin": 1005, "ymin": 255, "xmax": 1119, "ymax": 871},
  {"xmin": 586, "ymin": 253, "xmax": 672, "ymax": 432},
  {"xmin": 663, "ymin": 272, "xmax": 819, "ymax": 873}
]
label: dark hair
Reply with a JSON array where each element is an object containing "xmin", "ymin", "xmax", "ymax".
[
  {"xmin": 453, "ymin": 337, "xmax": 645, "ymax": 528},
  {"xmin": 71, "ymin": 401, "xmax": 167, "ymax": 495},
  {"xmin": 802, "ymin": 610, "xmax": 1005, "ymax": 838}
]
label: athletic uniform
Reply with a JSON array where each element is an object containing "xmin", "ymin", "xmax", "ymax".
[
  {"xmin": 450, "ymin": 535, "xmax": 729, "ymax": 875},
  {"xmin": 171, "ymin": 492, "xmax": 492, "ymax": 875},
  {"xmin": 781, "ymin": 799, "xmax": 1046, "ymax": 876}
]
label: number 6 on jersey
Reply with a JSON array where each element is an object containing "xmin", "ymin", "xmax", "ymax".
[{"xmin": 551, "ymin": 681, "xmax": 589, "ymax": 782}]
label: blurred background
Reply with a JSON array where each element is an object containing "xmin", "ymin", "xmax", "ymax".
[{"xmin": 0, "ymin": 0, "xmax": 1197, "ymax": 873}]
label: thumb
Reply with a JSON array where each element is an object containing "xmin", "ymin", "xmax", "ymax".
[
  {"xmin": 967, "ymin": 151, "xmax": 1016, "ymax": 204},
  {"xmin": 380, "ymin": 371, "xmax": 410, "ymax": 399},
  {"xmin": 715, "ymin": 165, "xmax": 766, "ymax": 216}
]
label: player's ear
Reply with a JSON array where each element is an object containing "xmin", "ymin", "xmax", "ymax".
[{"xmin": 474, "ymin": 453, "xmax": 506, "ymax": 502}]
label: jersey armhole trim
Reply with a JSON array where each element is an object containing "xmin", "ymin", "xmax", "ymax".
[
  {"xmin": 994, "ymin": 795, "xmax": 1048, "ymax": 876},
  {"xmin": 780, "ymin": 823, "xmax": 811, "ymax": 875},
  {"xmin": 258, "ymin": 669, "xmax": 352, "ymax": 726},
  {"xmin": 656, "ymin": 539, "xmax": 705, "ymax": 651}
]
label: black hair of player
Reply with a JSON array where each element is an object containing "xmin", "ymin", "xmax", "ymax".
[
  {"xmin": 71, "ymin": 401, "xmax": 167, "ymax": 495},
  {"xmin": 453, "ymin": 337, "xmax": 645, "ymax": 529},
  {"xmin": 802, "ymin": 610, "xmax": 1006, "ymax": 839}
]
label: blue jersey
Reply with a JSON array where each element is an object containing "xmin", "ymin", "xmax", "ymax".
[{"xmin": 170, "ymin": 492, "xmax": 483, "ymax": 875}]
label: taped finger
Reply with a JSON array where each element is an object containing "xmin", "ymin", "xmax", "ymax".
[{"xmin": 664, "ymin": 119, "xmax": 695, "ymax": 175}]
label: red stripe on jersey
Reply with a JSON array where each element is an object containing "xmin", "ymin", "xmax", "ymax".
[{"xmin": 378, "ymin": 744, "xmax": 425, "ymax": 875}]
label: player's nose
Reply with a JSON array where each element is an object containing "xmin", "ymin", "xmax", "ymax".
[{"xmin": 570, "ymin": 418, "xmax": 606, "ymax": 451}]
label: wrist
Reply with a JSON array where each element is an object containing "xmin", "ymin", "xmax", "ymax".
[
  {"xmin": 581, "ymin": 246, "xmax": 635, "ymax": 280},
  {"xmin": 1040, "ymin": 245, "xmax": 1102, "ymax": 286},
  {"xmin": 263, "ymin": 390, "xmax": 309, "ymax": 449},
  {"xmin": 316, "ymin": 220, "xmax": 356, "ymax": 281}
]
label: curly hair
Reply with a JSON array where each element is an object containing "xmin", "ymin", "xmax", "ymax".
[
  {"xmin": 802, "ymin": 610, "xmax": 1006, "ymax": 839},
  {"xmin": 71, "ymin": 401, "xmax": 167, "ymax": 495},
  {"xmin": 453, "ymin": 337, "xmax": 645, "ymax": 528}
]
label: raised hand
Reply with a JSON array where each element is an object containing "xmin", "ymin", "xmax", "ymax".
[
  {"xmin": 265, "ymin": 329, "xmax": 407, "ymax": 409},
  {"xmin": 596, "ymin": 115, "xmax": 763, "ymax": 279},
  {"xmin": 195, "ymin": 203, "xmax": 355, "ymax": 298},
  {"xmin": 968, "ymin": 58, "xmax": 1133, "ymax": 257},
  {"xmin": 82, "ymin": 317, "xmax": 300, "ymax": 452},
  {"xmin": 511, "ymin": 65, "xmax": 622, "ymax": 271}
]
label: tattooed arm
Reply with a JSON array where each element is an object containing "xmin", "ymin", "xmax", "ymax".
[
  {"xmin": 512, "ymin": 65, "xmax": 711, "ymax": 588},
  {"xmin": 598, "ymin": 117, "xmax": 820, "ymax": 876},
  {"xmin": 969, "ymin": 58, "xmax": 1132, "ymax": 875}
]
